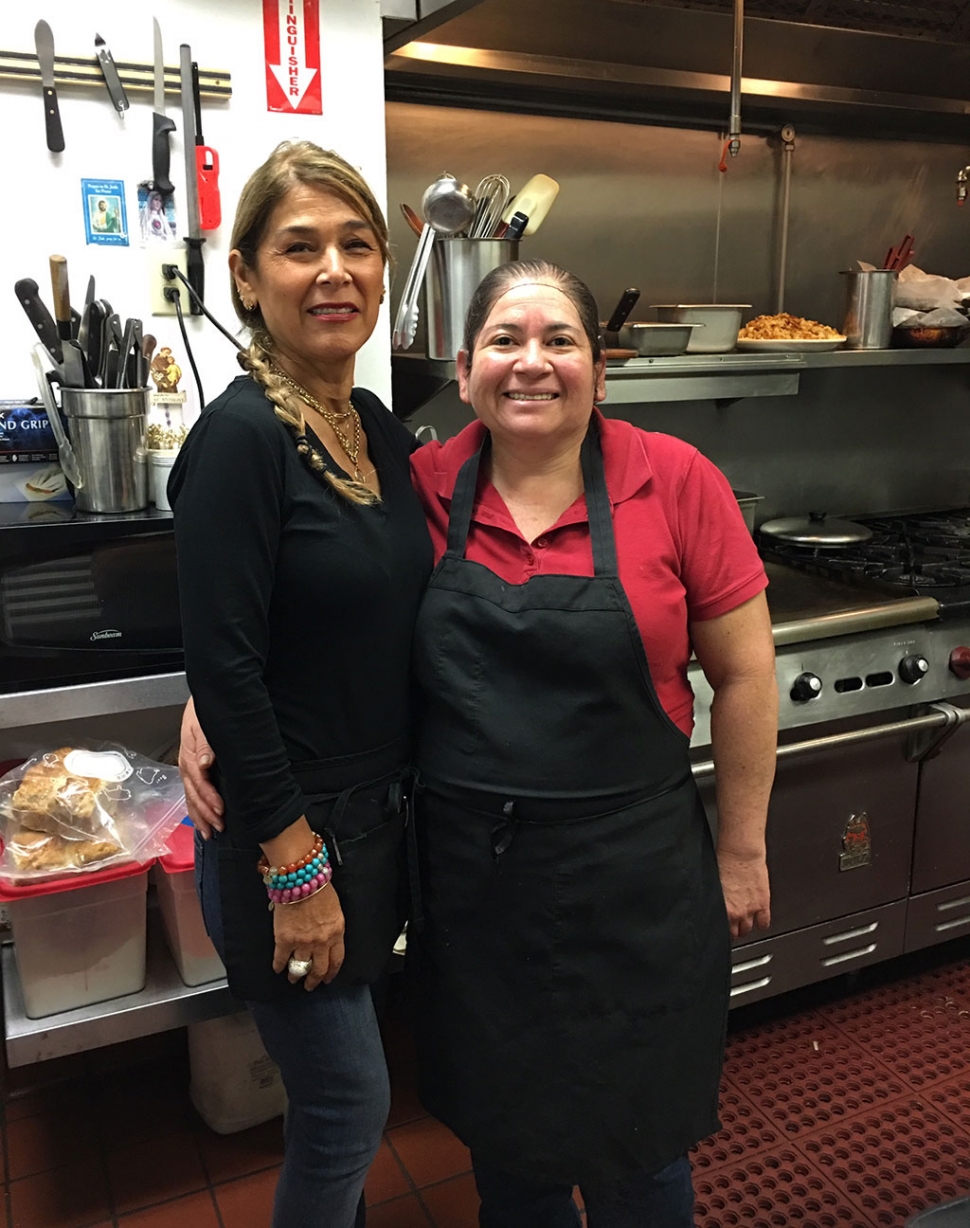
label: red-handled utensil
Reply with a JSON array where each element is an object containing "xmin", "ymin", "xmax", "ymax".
[{"xmin": 192, "ymin": 62, "xmax": 221, "ymax": 231}]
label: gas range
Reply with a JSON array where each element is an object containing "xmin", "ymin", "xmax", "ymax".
[{"xmin": 761, "ymin": 509, "xmax": 970, "ymax": 620}]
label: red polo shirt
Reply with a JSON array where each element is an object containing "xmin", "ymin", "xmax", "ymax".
[{"xmin": 410, "ymin": 412, "xmax": 767, "ymax": 737}]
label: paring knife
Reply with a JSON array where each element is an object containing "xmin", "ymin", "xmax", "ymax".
[
  {"xmin": 95, "ymin": 33, "xmax": 130, "ymax": 116},
  {"xmin": 14, "ymin": 278, "xmax": 63, "ymax": 365},
  {"xmin": 152, "ymin": 18, "xmax": 175, "ymax": 196},
  {"xmin": 191, "ymin": 62, "xmax": 221, "ymax": 230},
  {"xmin": 180, "ymin": 43, "xmax": 206, "ymax": 312},
  {"xmin": 34, "ymin": 21, "xmax": 64, "ymax": 153}
]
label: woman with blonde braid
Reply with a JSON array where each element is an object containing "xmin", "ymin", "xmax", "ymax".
[{"xmin": 168, "ymin": 141, "xmax": 433, "ymax": 1228}]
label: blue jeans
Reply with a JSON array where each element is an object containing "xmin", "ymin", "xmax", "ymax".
[
  {"xmin": 196, "ymin": 832, "xmax": 389, "ymax": 1228},
  {"xmin": 474, "ymin": 1155, "xmax": 696, "ymax": 1228}
]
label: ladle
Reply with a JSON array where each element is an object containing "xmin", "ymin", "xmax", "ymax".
[{"xmin": 393, "ymin": 174, "xmax": 475, "ymax": 350}]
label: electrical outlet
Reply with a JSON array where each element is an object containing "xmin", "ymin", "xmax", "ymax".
[{"xmin": 148, "ymin": 249, "xmax": 190, "ymax": 316}]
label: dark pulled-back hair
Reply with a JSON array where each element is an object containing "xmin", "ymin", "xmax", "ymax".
[{"xmin": 461, "ymin": 260, "xmax": 603, "ymax": 363}]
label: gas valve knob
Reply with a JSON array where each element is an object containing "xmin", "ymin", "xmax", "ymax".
[
  {"xmin": 949, "ymin": 646, "xmax": 970, "ymax": 680},
  {"xmin": 790, "ymin": 672, "xmax": 822, "ymax": 702},
  {"xmin": 898, "ymin": 654, "xmax": 929, "ymax": 684}
]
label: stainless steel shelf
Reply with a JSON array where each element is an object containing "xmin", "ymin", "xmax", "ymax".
[
  {"xmin": 2, "ymin": 913, "xmax": 239, "ymax": 1067},
  {"xmin": 0, "ymin": 672, "xmax": 189, "ymax": 731},
  {"xmin": 393, "ymin": 345, "xmax": 970, "ymax": 409}
]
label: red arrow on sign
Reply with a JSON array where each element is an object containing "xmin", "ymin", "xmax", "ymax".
[{"xmin": 263, "ymin": 0, "xmax": 322, "ymax": 115}]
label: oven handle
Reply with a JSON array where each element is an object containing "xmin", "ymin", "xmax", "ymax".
[{"xmin": 691, "ymin": 702, "xmax": 970, "ymax": 782}]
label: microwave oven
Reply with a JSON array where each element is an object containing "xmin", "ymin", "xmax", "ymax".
[{"xmin": 0, "ymin": 502, "xmax": 183, "ymax": 694}]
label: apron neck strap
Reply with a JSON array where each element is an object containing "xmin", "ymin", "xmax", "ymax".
[
  {"xmin": 581, "ymin": 422, "xmax": 618, "ymax": 577},
  {"xmin": 445, "ymin": 443, "xmax": 484, "ymax": 557},
  {"xmin": 445, "ymin": 421, "xmax": 617, "ymax": 576}
]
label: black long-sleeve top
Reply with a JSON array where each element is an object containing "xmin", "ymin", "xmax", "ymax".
[{"xmin": 169, "ymin": 376, "xmax": 433, "ymax": 845}]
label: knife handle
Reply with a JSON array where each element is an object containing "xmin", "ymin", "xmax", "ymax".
[
  {"xmin": 196, "ymin": 146, "xmax": 222, "ymax": 231},
  {"xmin": 49, "ymin": 255, "xmax": 72, "ymax": 341},
  {"xmin": 153, "ymin": 111, "xmax": 176, "ymax": 195},
  {"xmin": 43, "ymin": 86, "xmax": 64, "ymax": 153},
  {"xmin": 185, "ymin": 236, "xmax": 206, "ymax": 315}
]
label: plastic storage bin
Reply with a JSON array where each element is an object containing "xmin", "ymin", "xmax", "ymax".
[
  {"xmin": 0, "ymin": 861, "xmax": 150, "ymax": 1018},
  {"xmin": 189, "ymin": 1011, "xmax": 287, "ymax": 1133},
  {"xmin": 154, "ymin": 822, "xmax": 225, "ymax": 986}
]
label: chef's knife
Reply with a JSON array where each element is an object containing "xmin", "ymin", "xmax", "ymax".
[
  {"xmin": 34, "ymin": 21, "xmax": 64, "ymax": 153},
  {"xmin": 14, "ymin": 278, "xmax": 63, "ymax": 365},
  {"xmin": 152, "ymin": 18, "xmax": 175, "ymax": 196},
  {"xmin": 94, "ymin": 33, "xmax": 130, "ymax": 116},
  {"xmin": 192, "ymin": 62, "xmax": 221, "ymax": 231},
  {"xmin": 180, "ymin": 43, "xmax": 206, "ymax": 313},
  {"xmin": 605, "ymin": 288, "xmax": 641, "ymax": 334},
  {"xmin": 84, "ymin": 300, "xmax": 106, "ymax": 384},
  {"xmin": 48, "ymin": 255, "xmax": 73, "ymax": 342}
]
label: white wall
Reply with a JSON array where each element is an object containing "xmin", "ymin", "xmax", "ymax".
[{"xmin": 2, "ymin": 0, "xmax": 391, "ymax": 416}]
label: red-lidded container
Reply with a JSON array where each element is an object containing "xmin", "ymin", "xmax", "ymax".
[
  {"xmin": 0, "ymin": 857, "xmax": 152, "ymax": 1019},
  {"xmin": 153, "ymin": 821, "xmax": 224, "ymax": 986}
]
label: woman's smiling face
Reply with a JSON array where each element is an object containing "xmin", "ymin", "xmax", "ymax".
[
  {"xmin": 230, "ymin": 183, "xmax": 385, "ymax": 378},
  {"xmin": 457, "ymin": 281, "xmax": 607, "ymax": 446}
]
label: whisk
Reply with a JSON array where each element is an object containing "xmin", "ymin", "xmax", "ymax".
[{"xmin": 469, "ymin": 175, "xmax": 511, "ymax": 239}]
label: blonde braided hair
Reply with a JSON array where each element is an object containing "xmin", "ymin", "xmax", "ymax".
[
  {"xmin": 230, "ymin": 141, "xmax": 389, "ymax": 507},
  {"xmin": 238, "ymin": 332, "xmax": 378, "ymax": 506}
]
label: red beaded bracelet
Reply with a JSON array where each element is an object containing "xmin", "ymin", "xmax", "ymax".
[{"xmin": 257, "ymin": 832, "xmax": 324, "ymax": 879}]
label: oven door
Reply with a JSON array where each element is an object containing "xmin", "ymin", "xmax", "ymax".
[
  {"xmin": 907, "ymin": 697, "xmax": 970, "ymax": 951},
  {"xmin": 693, "ymin": 703, "xmax": 970, "ymax": 1005}
]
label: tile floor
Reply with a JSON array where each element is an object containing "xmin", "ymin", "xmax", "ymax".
[{"xmin": 0, "ymin": 938, "xmax": 968, "ymax": 1228}]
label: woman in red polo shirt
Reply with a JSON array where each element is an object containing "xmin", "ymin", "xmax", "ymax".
[
  {"xmin": 407, "ymin": 260, "xmax": 777, "ymax": 1228},
  {"xmin": 180, "ymin": 260, "xmax": 777, "ymax": 1226}
]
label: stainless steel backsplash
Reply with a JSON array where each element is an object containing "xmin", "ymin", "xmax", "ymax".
[{"xmin": 388, "ymin": 101, "xmax": 970, "ymax": 519}]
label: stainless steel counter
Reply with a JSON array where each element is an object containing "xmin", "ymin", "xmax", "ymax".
[{"xmin": 0, "ymin": 672, "xmax": 189, "ymax": 730}]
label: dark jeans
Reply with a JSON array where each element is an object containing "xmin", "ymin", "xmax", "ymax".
[
  {"xmin": 196, "ymin": 832, "xmax": 387, "ymax": 1228},
  {"xmin": 474, "ymin": 1155, "xmax": 696, "ymax": 1228}
]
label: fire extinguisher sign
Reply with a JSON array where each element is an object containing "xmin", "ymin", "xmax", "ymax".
[{"xmin": 263, "ymin": 0, "xmax": 322, "ymax": 115}]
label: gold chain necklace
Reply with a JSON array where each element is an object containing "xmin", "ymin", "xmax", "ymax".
[{"xmin": 271, "ymin": 366, "xmax": 365, "ymax": 482}]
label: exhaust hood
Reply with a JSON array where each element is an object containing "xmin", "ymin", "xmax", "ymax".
[{"xmin": 384, "ymin": 0, "xmax": 970, "ymax": 139}]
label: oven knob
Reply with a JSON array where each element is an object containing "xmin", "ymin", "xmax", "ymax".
[
  {"xmin": 898, "ymin": 654, "xmax": 929, "ymax": 684},
  {"xmin": 949, "ymin": 646, "xmax": 970, "ymax": 680},
  {"xmin": 790, "ymin": 672, "xmax": 822, "ymax": 702}
]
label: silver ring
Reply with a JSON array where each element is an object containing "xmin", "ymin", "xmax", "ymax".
[{"xmin": 288, "ymin": 957, "xmax": 312, "ymax": 978}]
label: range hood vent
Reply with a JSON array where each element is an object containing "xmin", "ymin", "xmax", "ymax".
[{"xmin": 385, "ymin": 0, "xmax": 970, "ymax": 139}]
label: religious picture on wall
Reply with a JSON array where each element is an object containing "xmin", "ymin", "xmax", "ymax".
[
  {"xmin": 81, "ymin": 179, "xmax": 129, "ymax": 246},
  {"xmin": 137, "ymin": 184, "xmax": 178, "ymax": 244}
]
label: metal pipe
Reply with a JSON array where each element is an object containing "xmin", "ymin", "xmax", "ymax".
[
  {"xmin": 728, "ymin": 0, "xmax": 744, "ymax": 156},
  {"xmin": 958, "ymin": 164, "xmax": 970, "ymax": 205},
  {"xmin": 690, "ymin": 702, "xmax": 970, "ymax": 781},
  {"xmin": 775, "ymin": 124, "xmax": 795, "ymax": 314}
]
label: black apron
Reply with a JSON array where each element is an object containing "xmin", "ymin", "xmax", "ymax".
[
  {"xmin": 207, "ymin": 741, "xmax": 410, "ymax": 1003},
  {"xmin": 411, "ymin": 423, "xmax": 730, "ymax": 1186}
]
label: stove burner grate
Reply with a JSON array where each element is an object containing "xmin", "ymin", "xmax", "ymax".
[{"xmin": 762, "ymin": 508, "xmax": 970, "ymax": 595}]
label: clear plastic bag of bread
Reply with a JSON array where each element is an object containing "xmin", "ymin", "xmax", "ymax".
[{"xmin": 0, "ymin": 744, "xmax": 186, "ymax": 882}]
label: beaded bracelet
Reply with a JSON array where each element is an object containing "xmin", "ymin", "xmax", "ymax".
[
  {"xmin": 266, "ymin": 860, "xmax": 333, "ymax": 908},
  {"xmin": 257, "ymin": 833, "xmax": 325, "ymax": 881},
  {"xmin": 258, "ymin": 833, "xmax": 332, "ymax": 909}
]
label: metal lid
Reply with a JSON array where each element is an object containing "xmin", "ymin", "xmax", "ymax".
[{"xmin": 758, "ymin": 513, "xmax": 873, "ymax": 546}]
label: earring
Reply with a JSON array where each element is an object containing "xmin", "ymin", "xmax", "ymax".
[{"xmin": 242, "ymin": 297, "xmax": 256, "ymax": 311}]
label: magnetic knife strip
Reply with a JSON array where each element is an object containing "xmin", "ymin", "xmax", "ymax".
[{"xmin": 0, "ymin": 49, "xmax": 231, "ymax": 98}]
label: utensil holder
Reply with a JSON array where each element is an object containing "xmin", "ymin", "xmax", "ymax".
[
  {"xmin": 426, "ymin": 238, "xmax": 519, "ymax": 360},
  {"xmin": 61, "ymin": 387, "xmax": 149, "ymax": 513},
  {"xmin": 840, "ymin": 270, "xmax": 897, "ymax": 350}
]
